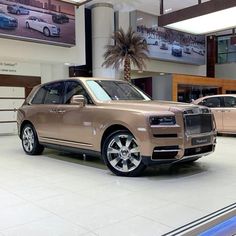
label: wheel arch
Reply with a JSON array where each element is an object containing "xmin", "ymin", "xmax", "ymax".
[
  {"xmin": 100, "ymin": 124, "xmax": 133, "ymax": 151},
  {"xmin": 20, "ymin": 120, "xmax": 34, "ymax": 139}
]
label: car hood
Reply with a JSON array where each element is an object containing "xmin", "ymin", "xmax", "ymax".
[
  {"xmin": 172, "ymin": 45, "xmax": 181, "ymax": 50},
  {"xmin": 100, "ymin": 100, "xmax": 199, "ymax": 114},
  {"xmin": 0, "ymin": 13, "xmax": 16, "ymax": 20},
  {"xmin": 48, "ymin": 24, "xmax": 58, "ymax": 28}
]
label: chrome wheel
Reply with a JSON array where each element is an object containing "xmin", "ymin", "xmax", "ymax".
[
  {"xmin": 107, "ymin": 134, "xmax": 141, "ymax": 173},
  {"xmin": 22, "ymin": 127, "xmax": 35, "ymax": 153}
]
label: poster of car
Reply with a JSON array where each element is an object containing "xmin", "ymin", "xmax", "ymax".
[
  {"xmin": 131, "ymin": 11, "xmax": 206, "ymax": 65},
  {"xmin": 0, "ymin": 0, "xmax": 75, "ymax": 47}
]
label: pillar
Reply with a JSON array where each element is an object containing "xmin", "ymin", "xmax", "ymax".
[{"xmin": 91, "ymin": 3, "xmax": 115, "ymax": 78}]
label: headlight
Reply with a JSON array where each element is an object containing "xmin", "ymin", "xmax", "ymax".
[{"xmin": 149, "ymin": 116, "xmax": 176, "ymax": 126}]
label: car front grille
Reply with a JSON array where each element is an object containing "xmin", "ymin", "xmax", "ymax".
[{"xmin": 184, "ymin": 110, "xmax": 213, "ymax": 135}]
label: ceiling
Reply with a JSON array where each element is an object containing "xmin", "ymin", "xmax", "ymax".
[{"xmin": 86, "ymin": 0, "xmax": 210, "ymax": 15}]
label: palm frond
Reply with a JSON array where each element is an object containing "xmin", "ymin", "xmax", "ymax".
[{"xmin": 102, "ymin": 27, "xmax": 149, "ymax": 80}]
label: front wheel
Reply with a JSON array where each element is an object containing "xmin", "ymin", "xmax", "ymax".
[
  {"xmin": 43, "ymin": 27, "xmax": 50, "ymax": 37},
  {"xmin": 102, "ymin": 131, "xmax": 146, "ymax": 177},
  {"xmin": 21, "ymin": 124, "xmax": 44, "ymax": 155}
]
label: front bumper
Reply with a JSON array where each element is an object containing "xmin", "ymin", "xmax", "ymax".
[
  {"xmin": 51, "ymin": 28, "xmax": 60, "ymax": 37},
  {"xmin": 1, "ymin": 22, "xmax": 18, "ymax": 29},
  {"xmin": 138, "ymin": 111, "xmax": 217, "ymax": 167},
  {"xmin": 142, "ymin": 142, "xmax": 216, "ymax": 166}
]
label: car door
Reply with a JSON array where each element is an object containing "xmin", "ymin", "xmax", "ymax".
[
  {"xmin": 30, "ymin": 81, "xmax": 64, "ymax": 140},
  {"xmin": 32, "ymin": 18, "xmax": 41, "ymax": 32},
  {"xmin": 202, "ymin": 97, "xmax": 223, "ymax": 132},
  {"xmin": 29, "ymin": 17, "xmax": 37, "ymax": 30},
  {"xmin": 222, "ymin": 96, "xmax": 236, "ymax": 133},
  {"xmin": 38, "ymin": 19, "xmax": 45, "ymax": 32},
  {"xmin": 57, "ymin": 81, "xmax": 95, "ymax": 148}
]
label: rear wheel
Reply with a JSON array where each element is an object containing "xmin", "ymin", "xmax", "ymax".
[
  {"xmin": 21, "ymin": 124, "xmax": 44, "ymax": 155},
  {"xmin": 102, "ymin": 131, "xmax": 146, "ymax": 177},
  {"xmin": 26, "ymin": 22, "xmax": 30, "ymax": 28}
]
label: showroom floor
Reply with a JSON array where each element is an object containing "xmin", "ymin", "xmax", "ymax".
[{"xmin": 0, "ymin": 135, "xmax": 235, "ymax": 236}]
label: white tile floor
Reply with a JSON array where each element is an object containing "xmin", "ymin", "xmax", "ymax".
[{"xmin": 0, "ymin": 135, "xmax": 235, "ymax": 236}]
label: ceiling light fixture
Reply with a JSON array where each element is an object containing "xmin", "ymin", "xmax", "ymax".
[
  {"xmin": 62, "ymin": 0, "xmax": 93, "ymax": 7},
  {"xmin": 158, "ymin": 0, "xmax": 236, "ymax": 35},
  {"xmin": 164, "ymin": 8, "xmax": 172, "ymax": 13}
]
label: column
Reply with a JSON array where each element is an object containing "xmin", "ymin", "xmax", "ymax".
[{"xmin": 91, "ymin": 3, "xmax": 115, "ymax": 78}]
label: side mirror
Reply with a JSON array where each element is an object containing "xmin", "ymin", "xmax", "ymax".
[{"xmin": 70, "ymin": 95, "xmax": 85, "ymax": 107}]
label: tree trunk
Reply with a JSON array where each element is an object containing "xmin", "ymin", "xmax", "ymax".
[{"xmin": 124, "ymin": 57, "xmax": 131, "ymax": 82}]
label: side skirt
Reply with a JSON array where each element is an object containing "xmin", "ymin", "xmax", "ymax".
[{"xmin": 40, "ymin": 142, "xmax": 101, "ymax": 158}]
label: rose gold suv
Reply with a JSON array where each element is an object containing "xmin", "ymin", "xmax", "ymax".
[
  {"xmin": 17, "ymin": 78, "xmax": 217, "ymax": 176},
  {"xmin": 193, "ymin": 94, "xmax": 236, "ymax": 134}
]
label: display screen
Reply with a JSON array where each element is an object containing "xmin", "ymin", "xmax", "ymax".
[
  {"xmin": 0, "ymin": 0, "xmax": 75, "ymax": 47},
  {"xmin": 132, "ymin": 11, "xmax": 206, "ymax": 65}
]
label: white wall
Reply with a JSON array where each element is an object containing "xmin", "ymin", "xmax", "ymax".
[
  {"xmin": 146, "ymin": 59, "xmax": 206, "ymax": 76},
  {"xmin": 118, "ymin": 11, "xmax": 130, "ymax": 32},
  {"xmin": 215, "ymin": 63, "xmax": 236, "ymax": 80},
  {"xmin": 0, "ymin": 6, "xmax": 86, "ymax": 82}
]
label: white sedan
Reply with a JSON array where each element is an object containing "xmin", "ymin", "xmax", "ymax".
[{"xmin": 25, "ymin": 16, "xmax": 60, "ymax": 37}]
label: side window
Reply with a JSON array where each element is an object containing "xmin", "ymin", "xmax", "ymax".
[
  {"xmin": 204, "ymin": 97, "xmax": 221, "ymax": 108},
  {"xmin": 44, "ymin": 82, "xmax": 64, "ymax": 104},
  {"xmin": 64, "ymin": 81, "xmax": 92, "ymax": 104},
  {"xmin": 31, "ymin": 87, "xmax": 46, "ymax": 104},
  {"xmin": 224, "ymin": 96, "xmax": 236, "ymax": 107}
]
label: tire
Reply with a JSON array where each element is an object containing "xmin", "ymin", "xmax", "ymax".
[
  {"xmin": 21, "ymin": 124, "xmax": 44, "ymax": 155},
  {"xmin": 26, "ymin": 22, "xmax": 30, "ymax": 29},
  {"xmin": 43, "ymin": 27, "xmax": 50, "ymax": 37},
  {"xmin": 102, "ymin": 130, "xmax": 146, "ymax": 177}
]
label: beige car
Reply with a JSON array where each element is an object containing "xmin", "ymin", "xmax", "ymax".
[
  {"xmin": 193, "ymin": 94, "xmax": 236, "ymax": 134},
  {"xmin": 17, "ymin": 78, "xmax": 217, "ymax": 176}
]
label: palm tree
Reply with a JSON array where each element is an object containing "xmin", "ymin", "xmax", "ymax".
[{"xmin": 102, "ymin": 27, "xmax": 149, "ymax": 81}]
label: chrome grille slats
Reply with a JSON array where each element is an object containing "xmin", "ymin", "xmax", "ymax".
[{"xmin": 183, "ymin": 108, "xmax": 213, "ymax": 135}]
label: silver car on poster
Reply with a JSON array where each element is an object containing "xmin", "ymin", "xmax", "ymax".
[{"xmin": 25, "ymin": 16, "xmax": 60, "ymax": 37}]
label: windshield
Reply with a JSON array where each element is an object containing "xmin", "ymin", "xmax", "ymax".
[{"xmin": 86, "ymin": 80, "xmax": 151, "ymax": 101}]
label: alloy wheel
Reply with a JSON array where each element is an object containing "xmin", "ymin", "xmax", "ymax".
[
  {"xmin": 107, "ymin": 134, "xmax": 141, "ymax": 173},
  {"xmin": 22, "ymin": 126, "xmax": 35, "ymax": 153}
]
